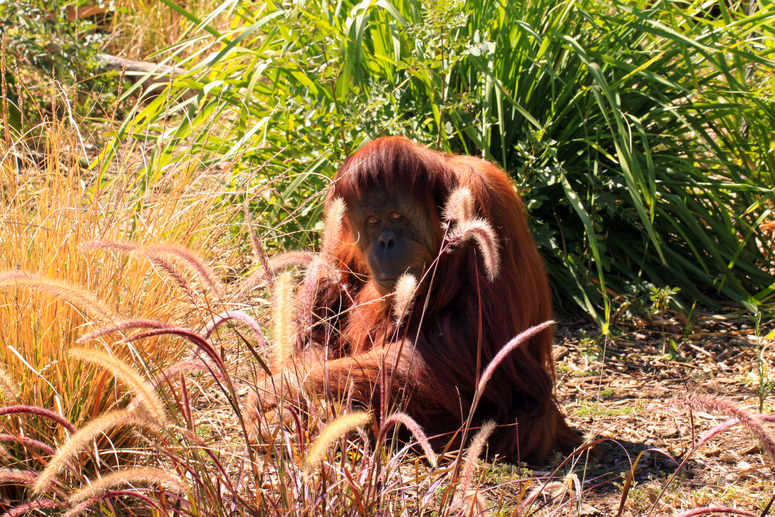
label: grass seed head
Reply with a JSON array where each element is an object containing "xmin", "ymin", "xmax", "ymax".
[{"xmin": 303, "ymin": 411, "xmax": 371, "ymax": 476}]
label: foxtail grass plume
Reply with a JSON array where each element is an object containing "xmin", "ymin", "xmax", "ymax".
[
  {"xmin": 272, "ymin": 271, "xmax": 297, "ymax": 372},
  {"xmin": 321, "ymin": 197, "xmax": 346, "ymax": 263},
  {"xmin": 0, "ymin": 271, "xmax": 118, "ymax": 323},
  {"xmin": 78, "ymin": 319, "xmax": 174, "ymax": 344},
  {"xmin": 80, "ymin": 240, "xmax": 139, "ymax": 253},
  {"xmin": 135, "ymin": 243, "xmax": 222, "ymax": 296},
  {"xmin": 244, "ymin": 198, "xmax": 274, "ymax": 292},
  {"xmin": 0, "ymin": 366, "xmax": 19, "ymax": 405},
  {"xmin": 239, "ymin": 251, "xmax": 316, "ymax": 297},
  {"xmin": 297, "ymin": 257, "xmax": 323, "ymax": 339},
  {"xmin": 392, "ymin": 274, "xmax": 418, "ymax": 327},
  {"xmin": 381, "ymin": 411, "xmax": 436, "ymax": 467},
  {"xmin": 458, "ymin": 421, "xmax": 496, "ymax": 497},
  {"xmin": 680, "ymin": 394, "xmax": 775, "ymax": 464},
  {"xmin": 303, "ymin": 411, "xmax": 371, "ymax": 476},
  {"xmin": 442, "ymin": 187, "xmax": 475, "ymax": 227},
  {"xmin": 34, "ymin": 410, "xmax": 162, "ymax": 494},
  {"xmin": 69, "ymin": 348, "xmax": 167, "ymax": 425},
  {"xmin": 203, "ymin": 310, "xmax": 268, "ymax": 354},
  {"xmin": 447, "ymin": 218, "xmax": 501, "ymax": 282},
  {"xmin": 477, "ymin": 321, "xmax": 554, "ymax": 396},
  {"xmin": 68, "ymin": 467, "xmax": 186, "ymax": 504}
]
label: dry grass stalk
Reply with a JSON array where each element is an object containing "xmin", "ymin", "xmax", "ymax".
[
  {"xmin": 272, "ymin": 271, "xmax": 297, "ymax": 372},
  {"xmin": 34, "ymin": 410, "xmax": 162, "ymax": 494},
  {"xmin": 68, "ymin": 467, "xmax": 187, "ymax": 504},
  {"xmin": 303, "ymin": 411, "xmax": 371, "ymax": 475},
  {"xmin": 69, "ymin": 348, "xmax": 167, "ymax": 425}
]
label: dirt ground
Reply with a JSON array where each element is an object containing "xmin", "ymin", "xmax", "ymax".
[{"xmin": 512, "ymin": 312, "xmax": 775, "ymax": 516}]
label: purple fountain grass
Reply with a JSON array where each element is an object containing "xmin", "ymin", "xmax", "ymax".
[
  {"xmin": 445, "ymin": 218, "xmax": 501, "ymax": 282},
  {"xmin": 152, "ymin": 359, "xmax": 227, "ymax": 386},
  {"xmin": 321, "ymin": 197, "xmax": 345, "ymax": 264},
  {"xmin": 457, "ymin": 422, "xmax": 495, "ymax": 498},
  {"xmin": 674, "ymin": 509, "xmax": 760, "ymax": 517},
  {"xmin": 0, "ymin": 365, "xmax": 19, "ymax": 405},
  {"xmin": 680, "ymin": 394, "xmax": 775, "ymax": 464},
  {"xmin": 34, "ymin": 410, "xmax": 164, "ymax": 494},
  {"xmin": 297, "ymin": 256, "xmax": 324, "ymax": 340},
  {"xmin": 0, "ymin": 434, "xmax": 56, "ymax": 455},
  {"xmin": 379, "ymin": 412, "xmax": 437, "ymax": 468},
  {"xmin": 476, "ymin": 320, "xmax": 555, "ymax": 397},
  {"xmin": 78, "ymin": 318, "xmax": 175, "ymax": 343},
  {"xmin": 0, "ymin": 271, "xmax": 118, "ymax": 323},
  {"xmin": 136, "ymin": 244, "xmax": 222, "ymax": 300},
  {"xmin": 80, "ymin": 240, "xmax": 139, "ymax": 253},
  {"xmin": 442, "ymin": 187, "xmax": 475, "ymax": 227},
  {"xmin": 122, "ymin": 327, "xmax": 224, "ymax": 370},
  {"xmin": 64, "ymin": 489, "xmax": 164, "ymax": 517},
  {"xmin": 136, "ymin": 243, "xmax": 222, "ymax": 296},
  {"xmin": 0, "ymin": 469, "xmax": 67, "ymax": 500},
  {"xmin": 269, "ymin": 251, "xmax": 316, "ymax": 270},
  {"xmin": 0, "ymin": 406, "xmax": 76, "ymax": 434},
  {"xmin": 145, "ymin": 255, "xmax": 199, "ymax": 304},
  {"xmin": 68, "ymin": 467, "xmax": 186, "ymax": 504},
  {"xmin": 303, "ymin": 411, "xmax": 372, "ymax": 476},
  {"xmin": 2, "ymin": 499, "xmax": 60, "ymax": 517},
  {"xmin": 239, "ymin": 250, "xmax": 316, "ymax": 297},
  {"xmin": 391, "ymin": 274, "xmax": 418, "ymax": 328},
  {"xmin": 202, "ymin": 310, "xmax": 268, "ymax": 354},
  {"xmin": 68, "ymin": 349, "xmax": 167, "ymax": 426}
]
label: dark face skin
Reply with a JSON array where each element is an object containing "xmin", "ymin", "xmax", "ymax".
[{"xmin": 347, "ymin": 187, "xmax": 439, "ymax": 295}]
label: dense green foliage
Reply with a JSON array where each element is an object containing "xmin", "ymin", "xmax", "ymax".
[{"xmin": 112, "ymin": 0, "xmax": 775, "ymax": 325}]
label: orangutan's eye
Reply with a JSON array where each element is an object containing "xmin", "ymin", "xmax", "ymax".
[{"xmin": 366, "ymin": 215, "xmax": 379, "ymax": 226}]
